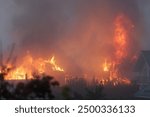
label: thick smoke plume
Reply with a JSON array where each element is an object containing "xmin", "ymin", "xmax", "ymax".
[{"xmin": 1, "ymin": 0, "xmax": 149, "ymax": 74}]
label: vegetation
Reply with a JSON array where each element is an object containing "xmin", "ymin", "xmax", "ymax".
[
  {"xmin": 0, "ymin": 74, "xmax": 59, "ymax": 99},
  {"xmin": 62, "ymin": 78, "xmax": 139, "ymax": 100},
  {"xmin": 103, "ymin": 82, "xmax": 139, "ymax": 99},
  {"xmin": 0, "ymin": 73, "xmax": 139, "ymax": 100}
]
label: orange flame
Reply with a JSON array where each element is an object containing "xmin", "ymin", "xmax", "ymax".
[
  {"xmin": 101, "ymin": 14, "xmax": 133, "ymax": 85},
  {"xmin": 2, "ymin": 14, "xmax": 132, "ymax": 86},
  {"xmin": 114, "ymin": 14, "xmax": 134, "ymax": 62},
  {"xmin": 103, "ymin": 59, "xmax": 110, "ymax": 72},
  {"xmin": 45, "ymin": 56, "xmax": 64, "ymax": 72},
  {"xmin": 4, "ymin": 53, "xmax": 64, "ymax": 80}
]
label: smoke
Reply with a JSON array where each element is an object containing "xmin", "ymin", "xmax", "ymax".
[
  {"xmin": 0, "ymin": 0, "xmax": 16, "ymax": 51},
  {"xmin": 137, "ymin": 0, "xmax": 150, "ymax": 49},
  {"xmin": 3, "ymin": 0, "xmax": 145, "ymax": 74}
]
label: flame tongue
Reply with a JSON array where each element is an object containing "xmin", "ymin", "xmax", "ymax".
[
  {"xmin": 2, "ymin": 14, "xmax": 132, "ymax": 85},
  {"xmin": 5, "ymin": 54, "xmax": 64, "ymax": 80},
  {"xmin": 102, "ymin": 14, "xmax": 133, "ymax": 85},
  {"xmin": 45, "ymin": 56, "xmax": 64, "ymax": 72},
  {"xmin": 114, "ymin": 14, "xmax": 134, "ymax": 62},
  {"xmin": 103, "ymin": 59, "xmax": 110, "ymax": 72}
]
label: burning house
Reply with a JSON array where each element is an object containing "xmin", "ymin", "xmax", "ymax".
[
  {"xmin": 0, "ymin": 11, "xmax": 137, "ymax": 87},
  {"xmin": 134, "ymin": 51, "xmax": 150, "ymax": 98},
  {"xmin": 1, "ymin": 0, "xmax": 150, "ymax": 99}
]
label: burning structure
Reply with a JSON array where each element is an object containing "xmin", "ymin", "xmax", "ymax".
[
  {"xmin": 0, "ymin": 13, "xmax": 137, "ymax": 87},
  {"xmin": 0, "ymin": 0, "xmax": 144, "ymax": 88},
  {"xmin": 0, "ymin": 51, "xmax": 65, "ymax": 80},
  {"xmin": 100, "ymin": 14, "xmax": 134, "ymax": 85},
  {"xmin": 134, "ymin": 51, "xmax": 150, "ymax": 98}
]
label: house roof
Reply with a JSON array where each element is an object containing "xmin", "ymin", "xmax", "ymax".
[
  {"xmin": 135, "ymin": 85, "xmax": 150, "ymax": 99},
  {"xmin": 141, "ymin": 50, "xmax": 150, "ymax": 66},
  {"xmin": 134, "ymin": 50, "xmax": 150, "ymax": 72}
]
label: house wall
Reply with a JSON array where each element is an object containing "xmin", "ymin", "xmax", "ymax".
[{"xmin": 136, "ymin": 62, "xmax": 150, "ymax": 90}]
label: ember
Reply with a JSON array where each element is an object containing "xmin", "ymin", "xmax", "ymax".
[{"xmin": 103, "ymin": 59, "xmax": 110, "ymax": 72}]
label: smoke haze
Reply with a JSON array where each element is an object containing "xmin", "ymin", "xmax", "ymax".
[
  {"xmin": 0, "ymin": 0, "xmax": 15, "ymax": 50},
  {"xmin": 0, "ymin": 0, "xmax": 149, "ymax": 74}
]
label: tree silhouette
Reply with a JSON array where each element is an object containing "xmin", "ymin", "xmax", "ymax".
[
  {"xmin": 65, "ymin": 77, "xmax": 104, "ymax": 99},
  {"xmin": 0, "ymin": 73, "xmax": 14, "ymax": 99},
  {"xmin": 0, "ymin": 74, "xmax": 59, "ymax": 99},
  {"xmin": 14, "ymin": 82, "xmax": 25, "ymax": 99},
  {"xmin": 85, "ymin": 84, "xmax": 104, "ymax": 99},
  {"xmin": 14, "ymin": 75, "xmax": 59, "ymax": 99},
  {"xmin": 61, "ymin": 86, "xmax": 73, "ymax": 100}
]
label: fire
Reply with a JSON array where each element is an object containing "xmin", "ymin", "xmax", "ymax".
[
  {"xmin": 1, "ymin": 14, "xmax": 132, "ymax": 86},
  {"xmin": 114, "ymin": 14, "xmax": 134, "ymax": 61},
  {"xmin": 101, "ymin": 14, "xmax": 133, "ymax": 85},
  {"xmin": 45, "ymin": 56, "xmax": 64, "ymax": 72},
  {"xmin": 6, "ymin": 67, "xmax": 28, "ymax": 80},
  {"xmin": 103, "ymin": 59, "xmax": 110, "ymax": 72},
  {"xmin": 4, "ymin": 53, "xmax": 64, "ymax": 80}
]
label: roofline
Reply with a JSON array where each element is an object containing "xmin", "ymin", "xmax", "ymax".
[{"xmin": 141, "ymin": 52, "xmax": 150, "ymax": 67}]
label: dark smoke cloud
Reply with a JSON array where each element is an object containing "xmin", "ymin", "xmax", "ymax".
[{"xmin": 10, "ymin": 0, "xmax": 143, "ymax": 74}]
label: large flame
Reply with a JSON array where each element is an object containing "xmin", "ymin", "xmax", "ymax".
[
  {"xmin": 45, "ymin": 56, "xmax": 64, "ymax": 72},
  {"xmin": 4, "ymin": 53, "xmax": 64, "ymax": 80},
  {"xmin": 102, "ymin": 14, "xmax": 133, "ymax": 85},
  {"xmin": 114, "ymin": 14, "xmax": 134, "ymax": 62},
  {"xmin": 1, "ymin": 14, "xmax": 133, "ymax": 86}
]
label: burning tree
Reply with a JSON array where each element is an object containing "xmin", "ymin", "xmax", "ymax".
[{"xmin": 101, "ymin": 14, "xmax": 137, "ymax": 85}]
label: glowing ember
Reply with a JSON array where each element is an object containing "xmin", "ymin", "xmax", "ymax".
[
  {"xmin": 103, "ymin": 59, "xmax": 110, "ymax": 72},
  {"xmin": 6, "ymin": 67, "xmax": 28, "ymax": 80}
]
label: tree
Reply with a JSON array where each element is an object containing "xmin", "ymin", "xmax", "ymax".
[
  {"xmin": 85, "ymin": 84, "xmax": 104, "ymax": 99},
  {"xmin": 14, "ymin": 82, "xmax": 25, "ymax": 99},
  {"xmin": 0, "ymin": 74, "xmax": 59, "ymax": 99},
  {"xmin": 14, "ymin": 75, "xmax": 59, "ymax": 99},
  {"xmin": 61, "ymin": 86, "xmax": 73, "ymax": 100},
  {"xmin": 0, "ymin": 73, "xmax": 14, "ymax": 99}
]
